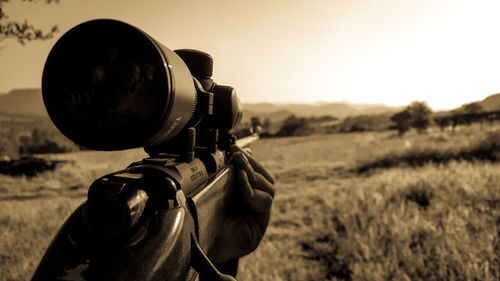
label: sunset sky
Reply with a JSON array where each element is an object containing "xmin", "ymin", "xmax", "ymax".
[{"xmin": 1, "ymin": 0, "xmax": 500, "ymax": 110}]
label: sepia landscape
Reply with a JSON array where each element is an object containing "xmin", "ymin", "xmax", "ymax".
[
  {"xmin": 0, "ymin": 89, "xmax": 499, "ymax": 280},
  {"xmin": 2, "ymin": 1, "xmax": 500, "ymax": 280}
]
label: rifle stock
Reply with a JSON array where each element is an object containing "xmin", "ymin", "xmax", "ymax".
[{"xmin": 31, "ymin": 135, "xmax": 259, "ymax": 281}]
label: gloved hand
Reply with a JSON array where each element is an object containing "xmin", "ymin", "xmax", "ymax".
[{"xmin": 209, "ymin": 145, "xmax": 275, "ymax": 264}]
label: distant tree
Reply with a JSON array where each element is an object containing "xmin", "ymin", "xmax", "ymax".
[
  {"xmin": 250, "ymin": 116, "xmax": 262, "ymax": 133},
  {"xmin": 338, "ymin": 114, "xmax": 392, "ymax": 133},
  {"xmin": 391, "ymin": 109, "xmax": 411, "ymax": 136},
  {"xmin": 407, "ymin": 101, "xmax": 432, "ymax": 133},
  {"xmin": 276, "ymin": 114, "xmax": 310, "ymax": 137},
  {"xmin": 459, "ymin": 102, "xmax": 484, "ymax": 125},
  {"xmin": 434, "ymin": 116, "xmax": 451, "ymax": 132},
  {"xmin": 31, "ymin": 128, "xmax": 46, "ymax": 146},
  {"xmin": 18, "ymin": 128, "xmax": 68, "ymax": 155},
  {"xmin": 250, "ymin": 116, "xmax": 261, "ymax": 127},
  {"xmin": 450, "ymin": 110, "xmax": 462, "ymax": 132},
  {"xmin": 462, "ymin": 102, "xmax": 483, "ymax": 114},
  {"xmin": 262, "ymin": 118, "xmax": 271, "ymax": 131},
  {"xmin": 0, "ymin": 128, "xmax": 19, "ymax": 159},
  {"xmin": 307, "ymin": 115, "xmax": 337, "ymax": 123},
  {"xmin": 0, "ymin": 0, "xmax": 59, "ymax": 46}
]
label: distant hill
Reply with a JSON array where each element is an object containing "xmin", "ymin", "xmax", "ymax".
[
  {"xmin": 5, "ymin": 87, "xmax": 497, "ymax": 121},
  {"xmin": 349, "ymin": 104, "xmax": 406, "ymax": 114},
  {"xmin": 0, "ymin": 89, "xmax": 47, "ymax": 117},
  {"xmin": 435, "ymin": 92, "xmax": 500, "ymax": 116},
  {"xmin": 242, "ymin": 103, "xmax": 281, "ymax": 114},
  {"xmin": 242, "ymin": 102, "xmax": 400, "ymax": 119},
  {"xmin": 0, "ymin": 88, "xmax": 401, "ymax": 120},
  {"xmin": 479, "ymin": 93, "xmax": 500, "ymax": 111},
  {"xmin": 241, "ymin": 109, "xmax": 294, "ymax": 124}
]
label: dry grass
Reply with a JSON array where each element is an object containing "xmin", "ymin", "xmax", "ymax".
[
  {"xmin": 0, "ymin": 198, "xmax": 82, "ymax": 281},
  {"xmin": 1, "ymin": 125, "xmax": 499, "ymax": 280},
  {"xmin": 355, "ymin": 130, "xmax": 500, "ymax": 173},
  {"xmin": 238, "ymin": 126, "xmax": 500, "ymax": 281},
  {"xmin": 0, "ymin": 148, "xmax": 147, "ymax": 281}
]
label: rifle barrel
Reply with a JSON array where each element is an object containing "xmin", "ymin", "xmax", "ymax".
[{"xmin": 235, "ymin": 134, "xmax": 259, "ymax": 148}]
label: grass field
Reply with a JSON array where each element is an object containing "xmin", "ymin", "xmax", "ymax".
[{"xmin": 1, "ymin": 124, "xmax": 499, "ymax": 280}]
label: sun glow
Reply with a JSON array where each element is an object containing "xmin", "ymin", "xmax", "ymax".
[{"xmin": 296, "ymin": 0, "xmax": 500, "ymax": 110}]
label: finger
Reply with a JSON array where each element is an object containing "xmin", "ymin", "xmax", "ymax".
[
  {"xmin": 230, "ymin": 145, "xmax": 275, "ymax": 185},
  {"xmin": 230, "ymin": 145, "xmax": 241, "ymax": 154},
  {"xmin": 242, "ymin": 151, "xmax": 275, "ymax": 185},
  {"xmin": 233, "ymin": 155, "xmax": 274, "ymax": 198},
  {"xmin": 232, "ymin": 150, "xmax": 275, "ymax": 189},
  {"xmin": 250, "ymin": 189, "xmax": 273, "ymax": 214},
  {"xmin": 230, "ymin": 145, "xmax": 252, "ymax": 156},
  {"xmin": 235, "ymin": 170, "xmax": 254, "ymax": 204},
  {"xmin": 236, "ymin": 170, "xmax": 272, "ymax": 214},
  {"xmin": 243, "ymin": 147, "xmax": 253, "ymax": 156},
  {"xmin": 254, "ymin": 173, "xmax": 275, "ymax": 198},
  {"xmin": 231, "ymin": 151, "xmax": 256, "ymax": 184}
]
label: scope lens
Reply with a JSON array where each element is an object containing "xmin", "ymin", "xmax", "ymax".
[{"xmin": 43, "ymin": 20, "xmax": 195, "ymax": 150}]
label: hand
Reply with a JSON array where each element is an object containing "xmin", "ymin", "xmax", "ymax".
[{"xmin": 209, "ymin": 145, "xmax": 275, "ymax": 264}]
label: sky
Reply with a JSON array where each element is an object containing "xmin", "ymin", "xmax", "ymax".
[{"xmin": 1, "ymin": 0, "xmax": 500, "ymax": 110}]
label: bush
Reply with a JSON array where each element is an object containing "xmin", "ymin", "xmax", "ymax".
[
  {"xmin": 276, "ymin": 115, "xmax": 313, "ymax": 137},
  {"xmin": 19, "ymin": 128, "xmax": 73, "ymax": 156},
  {"xmin": 391, "ymin": 110, "xmax": 411, "ymax": 136},
  {"xmin": 338, "ymin": 114, "xmax": 393, "ymax": 133},
  {"xmin": 0, "ymin": 129, "xmax": 20, "ymax": 159}
]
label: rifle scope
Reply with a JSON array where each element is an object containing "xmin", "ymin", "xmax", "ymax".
[{"xmin": 42, "ymin": 19, "xmax": 241, "ymax": 151}]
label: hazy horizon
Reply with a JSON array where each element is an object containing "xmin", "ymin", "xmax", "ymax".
[
  {"xmin": 2, "ymin": 0, "xmax": 500, "ymax": 111},
  {"xmin": 0, "ymin": 86, "xmax": 495, "ymax": 112}
]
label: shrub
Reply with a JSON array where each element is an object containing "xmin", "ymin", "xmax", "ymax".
[
  {"xmin": 19, "ymin": 128, "xmax": 73, "ymax": 156},
  {"xmin": 276, "ymin": 115, "xmax": 312, "ymax": 137},
  {"xmin": 339, "ymin": 114, "xmax": 393, "ymax": 133}
]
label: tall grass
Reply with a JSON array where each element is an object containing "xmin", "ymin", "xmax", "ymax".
[
  {"xmin": 0, "ymin": 125, "xmax": 499, "ymax": 280},
  {"xmin": 0, "ymin": 148, "xmax": 148, "ymax": 281},
  {"xmin": 0, "ymin": 198, "xmax": 82, "ymax": 281},
  {"xmin": 238, "ymin": 125, "xmax": 500, "ymax": 280},
  {"xmin": 298, "ymin": 162, "xmax": 499, "ymax": 280}
]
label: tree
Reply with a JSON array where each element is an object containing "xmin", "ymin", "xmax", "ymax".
[
  {"xmin": 250, "ymin": 116, "xmax": 262, "ymax": 133},
  {"xmin": 0, "ymin": 128, "xmax": 19, "ymax": 159},
  {"xmin": 434, "ymin": 116, "xmax": 451, "ymax": 132},
  {"xmin": 18, "ymin": 128, "xmax": 69, "ymax": 155},
  {"xmin": 460, "ymin": 102, "xmax": 484, "ymax": 124},
  {"xmin": 276, "ymin": 114, "xmax": 311, "ymax": 137},
  {"xmin": 338, "ymin": 114, "xmax": 392, "ymax": 133},
  {"xmin": 462, "ymin": 102, "xmax": 483, "ymax": 114},
  {"xmin": 262, "ymin": 118, "xmax": 271, "ymax": 132},
  {"xmin": 407, "ymin": 101, "xmax": 432, "ymax": 133},
  {"xmin": 0, "ymin": 0, "xmax": 59, "ymax": 46},
  {"xmin": 391, "ymin": 109, "xmax": 411, "ymax": 136}
]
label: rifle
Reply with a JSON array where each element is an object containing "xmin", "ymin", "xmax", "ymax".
[{"xmin": 32, "ymin": 19, "xmax": 259, "ymax": 281}]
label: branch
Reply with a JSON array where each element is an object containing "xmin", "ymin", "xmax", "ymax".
[
  {"xmin": 0, "ymin": 20, "xmax": 58, "ymax": 45},
  {"xmin": 0, "ymin": 0, "xmax": 60, "ymax": 45}
]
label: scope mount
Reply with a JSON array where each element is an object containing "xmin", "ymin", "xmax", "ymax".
[{"xmin": 143, "ymin": 49, "xmax": 239, "ymax": 163}]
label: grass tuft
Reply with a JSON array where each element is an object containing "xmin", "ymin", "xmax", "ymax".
[{"xmin": 405, "ymin": 183, "xmax": 433, "ymax": 209}]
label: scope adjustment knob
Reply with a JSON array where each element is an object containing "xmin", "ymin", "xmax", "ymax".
[{"xmin": 174, "ymin": 49, "xmax": 213, "ymax": 80}]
